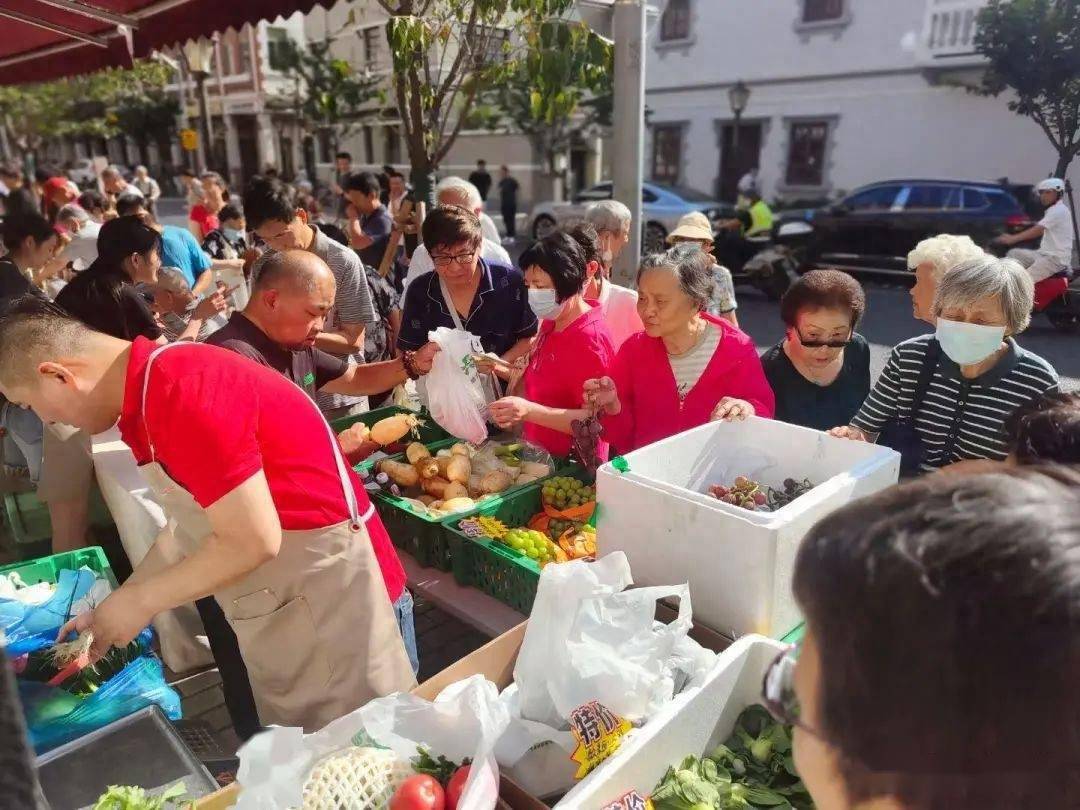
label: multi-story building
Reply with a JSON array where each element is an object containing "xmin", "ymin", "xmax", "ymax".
[
  {"xmin": 645, "ymin": 0, "xmax": 1078, "ymax": 205},
  {"xmin": 302, "ymin": 0, "xmax": 610, "ymax": 209}
]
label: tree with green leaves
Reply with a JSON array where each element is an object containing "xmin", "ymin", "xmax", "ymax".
[
  {"xmin": 974, "ymin": 0, "xmax": 1080, "ymax": 178},
  {"xmin": 472, "ymin": 17, "xmax": 612, "ymax": 200},
  {"xmin": 273, "ymin": 34, "xmax": 383, "ymax": 185},
  {"xmin": 378, "ymin": 0, "xmax": 610, "ymax": 206},
  {"xmin": 0, "ymin": 60, "xmax": 178, "ymax": 169}
]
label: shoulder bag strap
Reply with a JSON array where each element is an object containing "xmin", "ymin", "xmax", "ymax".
[{"xmin": 908, "ymin": 338, "xmax": 941, "ymax": 422}]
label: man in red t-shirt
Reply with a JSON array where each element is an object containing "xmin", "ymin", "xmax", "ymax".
[{"xmin": 0, "ymin": 296, "xmax": 416, "ymax": 732}]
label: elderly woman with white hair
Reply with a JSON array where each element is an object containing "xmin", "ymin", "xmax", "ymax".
[
  {"xmin": 150, "ymin": 266, "xmax": 228, "ymax": 342},
  {"xmin": 400, "ymin": 176, "xmax": 512, "ymax": 295},
  {"xmin": 581, "ymin": 200, "xmax": 643, "ymax": 348},
  {"xmin": 907, "ymin": 233, "xmax": 987, "ymax": 324},
  {"xmin": 831, "ymin": 255, "xmax": 1059, "ymax": 474}
]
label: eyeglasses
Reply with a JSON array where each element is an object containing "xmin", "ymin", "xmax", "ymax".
[
  {"xmin": 795, "ymin": 329, "xmax": 853, "ymax": 349},
  {"xmin": 760, "ymin": 643, "xmax": 825, "ymax": 741},
  {"xmin": 431, "ymin": 250, "xmax": 477, "ymax": 267}
]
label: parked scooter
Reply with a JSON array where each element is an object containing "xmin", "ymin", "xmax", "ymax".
[
  {"xmin": 988, "ymin": 241, "xmax": 1080, "ymax": 333},
  {"xmin": 712, "ymin": 219, "xmax": 811, "ymax": 301}
]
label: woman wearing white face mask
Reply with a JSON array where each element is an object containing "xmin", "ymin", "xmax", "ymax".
[
  {"xmin": 830, "ymin": 256, "xmax": 1059, "ymax": 474},
  {"xmin": 486, "ymin": 231, "xmax": 617, "ymax": 457}
]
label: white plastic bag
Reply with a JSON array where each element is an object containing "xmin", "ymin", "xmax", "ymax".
[
  {"xmin": 425, "ymin": 327, "xmax": 490, "ymax": 445},
  {"xmin": 495, "ymin": 552, "xmax": 717, "ymax": 797},
  {"xmin": 235, "ymin": 675, "xmax": 510, "ymax": 810}
]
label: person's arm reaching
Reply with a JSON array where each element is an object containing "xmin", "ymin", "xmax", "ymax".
[
  {"xmin": 320, "ymin": 343, "xmax": 437, "ymax": 395},
  {"xmin": 996, "ymin": 223, "xmax": 1045, "ymax": 246},
  {"xmin": 319, "ymin": 253, "xmax": 377, "ymax": 356},
  {"xmin": 837, "ymin": 345, "xmax": 906, "ymax": 441},
  {"xmin": 174, "ymin": 293, "xmax": 227, "ymax": 342},
  {"xmin": 59, "ymin": 471, "xmax": 283, "ymax": 661},
  {"xmin": 501, "ymin": 335, "xmax": 533, "ymax": 365},
  {"xmin": 314, "ymin": 322, "xmax": 366, "ymax": 355}
]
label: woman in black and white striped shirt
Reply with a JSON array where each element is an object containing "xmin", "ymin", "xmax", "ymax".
[{"xmin": 830, "ymin": 255, "xmax": 1058, "ymax": 473}]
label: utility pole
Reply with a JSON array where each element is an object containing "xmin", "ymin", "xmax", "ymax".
[{"xmin": 611, "ymin": 0, "xmax": 646, "ymax": 287}]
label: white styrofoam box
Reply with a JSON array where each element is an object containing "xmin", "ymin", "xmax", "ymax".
[
  {"xmin": 555, "ymin": 635, "xmax": 786, "ymax": 809},
  {"xmin": 596, "ymin": 417, "xmax": 899, "ymax": 637}
]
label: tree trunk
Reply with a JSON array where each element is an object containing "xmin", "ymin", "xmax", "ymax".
[
  {"xmin": 409, "ymin": 165, "xmax": 437, "ymax": 213},
  {"xmin": 1054, "ymin": 150, "xmax": 1074, "ymax": 180},
  {"xmin": 135, "ymin": 137, "xmax": 150, "ymax": 171}
]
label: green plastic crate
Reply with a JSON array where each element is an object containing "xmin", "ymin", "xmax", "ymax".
[
  {"xmin": 331, "ymin": 405, "xmax": 452, "ymax": 448},
  {"xmin": 444, "ymin": 468, "xmax": 593, "ymax": 613},
  {"xmin": 0, "ymin": 546, "xmax": 118, "ymax": 589}
]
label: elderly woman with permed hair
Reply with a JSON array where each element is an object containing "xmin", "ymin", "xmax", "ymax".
[
  {"xmin": 831, "ymin": 255, "xmax": 1059, "ymax": 474},
  {"xmin": 581, "ymin": 244, "xmax": 775, "ymax": 453}
]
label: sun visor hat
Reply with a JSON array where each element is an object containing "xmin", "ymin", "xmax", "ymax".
[
  {"xmin": 96, "ymin": 215, "xmax": 160, "ymax": 265},
  {"xmin": 1036, "ymin": 178, "xmax": 1066, "ymax": 194}
]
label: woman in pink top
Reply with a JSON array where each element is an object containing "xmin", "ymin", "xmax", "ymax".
[
  {"xmin": 188, "ymin": 171, "xmax": 227, "ymax": 239},
  {"xmin": 487, "ymin": 232, "xmax": 616, "ymax": 457},
  {"xmin": 584, "ymin": 245, "xmax": 775, "ymax": 454}
]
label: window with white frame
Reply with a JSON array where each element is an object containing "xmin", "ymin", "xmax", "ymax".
[
  {"xmin": 785, "ymin": 120, "xmax": 829, "ymax": 187},
  {"xmin": 660, "ymin": 0, "xmax": 691, "ymax": 42},
  {"xmin": 466, "ymin": 24, "xmax": 510, "ymax": 67},
  {"xmin": 266, "ymin": 27, "xmax": 292, "ymax": 72},
  {"xmin": 802, "ymin": 0, "xmax": 844, "ymax": 24},
  {"xmin": 651, "ymin": 125, "xmax": 683, "ymax": 185},
  {"xmin": 362, "ymin": 25, "xmax": 383, "ymax": 69}
]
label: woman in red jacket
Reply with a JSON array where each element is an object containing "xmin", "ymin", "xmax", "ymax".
[{"xmin": 584, "ymin": 244, "xmax": 774, "ymax": 453}]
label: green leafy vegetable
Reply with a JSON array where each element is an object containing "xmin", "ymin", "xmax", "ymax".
[
  {"xmin": 651, "ymin": 706, "xmax": 814, "ymax": 809},
  {"xmin": 411, "ymin": 746, "xmax": 470, "ymax": 786},
  {"xmin": 92, "ymin": 781, "xmax": 186, "ymax": 810}
]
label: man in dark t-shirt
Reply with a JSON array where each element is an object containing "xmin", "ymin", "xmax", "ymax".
[
  {"xmin": 469, "ymin": 160, "xmax": 493, "ymax": 202},
  {"xmin": 343, "ymin": 171, "xmax": 395, "ymax": 271},
  {"xmin": 205, "ymin": 250, "xmax": 436, "ymax": 403}
]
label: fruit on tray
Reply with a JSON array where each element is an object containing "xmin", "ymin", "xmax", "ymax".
[
  {"xmin": 476, "ymin": 516, "xmax": 509, "ymax": 539},
  {"xmin": 302, "ymin": 747, "xmax": 414, "ymax": 810},
  {"xmin": 546, "ymin": 517, "xmax": 582, "ymax": 541},
  {"xmin": 503, "ymin": 528, "xmax": 559, "ymax": 563},
  {"xmin": 707, "ymin": 475, "xmax": 815, "ymax": 512},
  {"xmin": 541, "ymin": 477, "xmax": 596, "ymax": 511},
  {"xmin": 708, "ymin": 475, "xmax": 767, "ymax": 511},
  {"xmin": 370, "ymin": 412, "xmax": 424, "ymax": 446},
  {"xmin": 557, "ymin": 524, "xmax": 596, "ymax": 560}
]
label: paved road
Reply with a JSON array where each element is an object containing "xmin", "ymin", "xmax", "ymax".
[{"xmin": 157, "ymin": 197, "xmax": 1078, "ymax": 392}]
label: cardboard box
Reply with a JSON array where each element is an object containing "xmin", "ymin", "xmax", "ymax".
[
  {"xmin": 191, "ymin": 626, "xmax": 545, "ymax": 810},
  {"xmin": 408, "ymin": 605, "xmax": 731, "ymax": 806}
]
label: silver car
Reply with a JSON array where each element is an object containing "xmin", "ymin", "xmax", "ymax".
[{"xmin": 530, "ymin": 181, "xmax": 735, "ymax": 254}]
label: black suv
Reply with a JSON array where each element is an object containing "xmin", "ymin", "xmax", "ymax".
[{"xmin": 796, "ymin": 179, "xmax": 1035, "ymax": 275}]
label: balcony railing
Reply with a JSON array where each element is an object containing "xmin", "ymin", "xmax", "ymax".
[{"xmin": 922, "ymin": 0, "xmax": 986, "ymax": 63}]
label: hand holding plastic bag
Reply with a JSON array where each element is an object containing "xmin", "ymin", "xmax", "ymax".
[
  {"xmin": 424, "ymin": 327, "xmax": 490, "ymax": 445},
  {"xmin": 236, "ymin": 674, "xmax": 510, "ymax": 810}
]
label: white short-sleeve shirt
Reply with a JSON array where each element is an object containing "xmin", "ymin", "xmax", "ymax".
[{"xmin": 1038, "ymin": 200, "xmax": 1074, "ymax": 265}]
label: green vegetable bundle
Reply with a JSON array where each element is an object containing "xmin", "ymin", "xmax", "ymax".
[
  {"xmin": 92, "ymin": 781, "xmax": 186, "ymax": 810},
  {"xmin": 651, "ymin": 705, "xmax": 814, "ymax": 809}
]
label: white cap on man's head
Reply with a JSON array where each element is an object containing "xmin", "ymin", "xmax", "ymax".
[{"xmin": 1037, "ymin": 178, "xmax": 1066, "ymax": 194}]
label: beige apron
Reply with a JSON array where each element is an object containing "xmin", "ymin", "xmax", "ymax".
[{"xmin": 139, "ymin": 343, "xmax": 416, "ymax": 731}]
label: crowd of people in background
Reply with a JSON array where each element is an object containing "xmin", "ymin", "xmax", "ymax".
[{"xmin": 2, "ymin": 152, "xmax": 1080, "ymax": 808}]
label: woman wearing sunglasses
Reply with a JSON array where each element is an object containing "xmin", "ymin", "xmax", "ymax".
[
  {"xmin": 766, "ymin": 466, "xmax": 1080, "ymax": 808},
  {"xmin": 759, "ymin": 270, "xmax": 869, "ymax": 432}
]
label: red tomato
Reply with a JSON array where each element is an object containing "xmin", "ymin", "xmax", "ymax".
[
  {"xmin": 390, "ymin": 775, "xmax": 445, "ymax": 810},
  {"xmin": 445, "ymin": 765, "xmax": 470, "ymax": 810}
]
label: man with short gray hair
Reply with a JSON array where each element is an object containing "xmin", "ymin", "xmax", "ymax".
[
  {"xmin": 100, "ymin": 165, "xmax": 142, "ymax": 202},
  {"xmin": 56, "ymin": 203, "xmax": 101, "ymax": 271}
]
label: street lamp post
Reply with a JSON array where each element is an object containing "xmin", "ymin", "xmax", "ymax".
[
  {"xmin": 182, "ymin": 37, "xmax": 216, "ymax": 173},
  {"xmin": 611, "ymin": 0, "xmax": 647, "ymax": 287},
  {"xmin": 727, "ymin": 79, "xmax": 750, "ymax": 154}
]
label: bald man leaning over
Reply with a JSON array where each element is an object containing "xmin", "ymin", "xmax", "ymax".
[{"xmin": 206, "ymin": 250, "xmax": 438, "ymax": 403}]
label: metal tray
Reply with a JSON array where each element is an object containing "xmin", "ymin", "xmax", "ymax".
[{"xmin": 35, "ymin": 705, "xmax": 218, "ymax": 810}]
